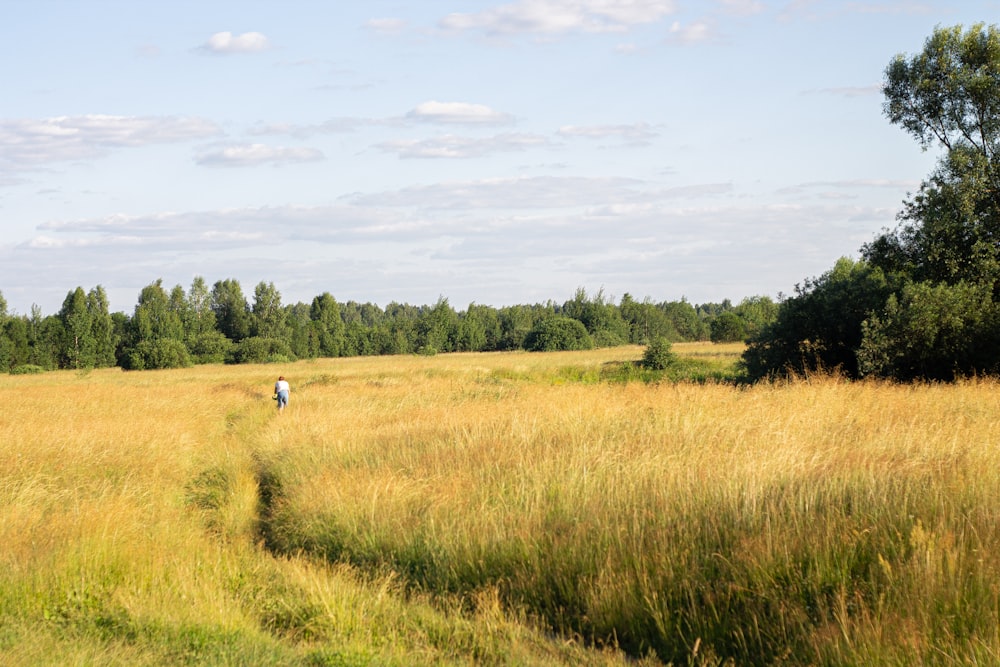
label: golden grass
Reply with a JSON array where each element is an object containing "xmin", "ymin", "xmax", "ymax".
[{"xmin": 4, "ymin": 347, "xmax": 1000, "ymax": 664}]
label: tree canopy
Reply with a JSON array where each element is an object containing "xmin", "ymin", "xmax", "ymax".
[{"xmin": 746, "ymin": 23, "xmax": 1000, "ymax": 382}]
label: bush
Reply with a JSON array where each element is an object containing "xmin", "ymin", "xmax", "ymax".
[
  {"xmin": 125, "ymin": 339, "xmax": 192, "ymax": 370},
  {"xmin": 188, "ymin": 331, "xmax": 234, "ymax": 365},
  {"xmin": 858, "ymin": 281, "xmax": 1000, "ymax": 380},
  {"xmin": 710, "ymin": 312, "xmax": 746, "ymax": 343},
  {"xmin": 524, "ymin": 317, "xmax": 594, "ymax": 352},
  {"xmin": 9, "ymin": 364, "xmax": 45, "ymax": 375},
  {"xmin": 741, "ymin": 258, "xmax": 892, "ymax": 381},
  {"xmin": 228, "ymin": 337, "xmax": 296, "ymax": 364},
  {"xmin": 641, "ymin": 337, "xmax": 676, "ymax": 370}
]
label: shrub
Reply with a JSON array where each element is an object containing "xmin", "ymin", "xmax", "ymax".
[
  {"xmin": 9, "ymin": 364, "xmax": 45, "ymax": 375},
  {"xmin": 524, "ymin": 317, "xmax": 594, "ymax": 352},
  {"xmin": 228, "ymin": 337, "xmax": 295, "ymax": 364},
  {"xmin": 710, "ymin": 312, "xmax": 746, "ymax": 343},
  {"xmin": 188, "ymin": 331, "xmax": 234, "ymax": 365},
  {"xmin": 125, "ymin": 339, "xmax": 192, "ymax": 370},
  {"xmin": 858, "ymin": 281, "xmax": 1000, "ymax": 380},
  {"xmin": 641, "ymin": 337, "xmax": 676, "ymax": 370}
]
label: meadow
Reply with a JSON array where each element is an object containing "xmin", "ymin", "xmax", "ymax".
[{"xmin": 2, "ymin": 343, "xmax": 1000, "ymax": 665}]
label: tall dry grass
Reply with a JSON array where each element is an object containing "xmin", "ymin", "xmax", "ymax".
[
  {"xmin": 251, "ymin": 355, "xmax": 1000, "ymax": 664},
  {"xmin": 4, "ymin": 347, "xmax": 1000, "ymax": 664},
  {"xmin": 0, "ymin": 356, "xmax": 651, "ymax": 666}
]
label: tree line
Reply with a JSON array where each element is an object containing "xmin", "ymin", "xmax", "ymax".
[{"xmin": 0, "ymin": 281, "xmax": 778, "ymax": 373}]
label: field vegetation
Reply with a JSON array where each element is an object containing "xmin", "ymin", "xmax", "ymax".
[{"xmin": 3, "ymin": 343, "xmax": 1000, "ymax": 665}]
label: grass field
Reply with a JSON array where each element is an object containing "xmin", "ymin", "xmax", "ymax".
[{"xmin": 3, "ymin": 343, "xmax": 1000, "ymax": 665}]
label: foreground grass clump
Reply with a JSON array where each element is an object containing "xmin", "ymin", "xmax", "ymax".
[{"xmin": 4, "ymin": 346, "xmax": 1000, "ymax": 664}]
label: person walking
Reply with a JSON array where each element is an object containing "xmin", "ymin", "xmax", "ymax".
[{"xmin": 274, "ymin": 375, "xmax": 290, "ymax": 413}]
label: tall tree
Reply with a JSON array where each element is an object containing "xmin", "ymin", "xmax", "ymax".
[
  {"xmin": 125, "ymin": 279, "xmax": 190, "ymax": 369},
  {"xmin": 186, "ymin": 276, "xmax": 216, "ymax": 337},
  {"xmin": 87, "ymin": 285, "xmax": 117, "ymax": 367},
  {"xmin": 562, "ymin": 287, "xmax": 629, "ymax": 347},
  {"xmin": 211, "ymin": 279, "xmax": 251, "ymax": 342},
  {"xmin": 309, "ymin": 292, "xmax": 344, "ymax": 357},
  {"xmin": 748, "ymin": 24, "xmax": 1000, "ymax": 382},
  {"xmin": 251, "ymin": 281, "xmax": 289, "ymax": 340},
  {"xmin": 883, "ymin": 23, "xmax": 1000, "ymax": 161},
  {"xmin": 59, "ymin": 287, "xmax": 94, "ymax": 369},
  {"xmin": 0, "ymin": 290, "xmax": 11, "ymax": 371},
  {"xmin": 416, "ymin": 297, "xmax": 458, "ymax": 353},
  {"xmin": 870, "ymin": 23, "xmax": 1000, "ymax": 289},
  {"xmin": 620, "ymin": 293, "xmax": 680, "ymax": 344},
  {"xmin": 134, "ymin": 280, "xmax": 184, "ymax": 342}
]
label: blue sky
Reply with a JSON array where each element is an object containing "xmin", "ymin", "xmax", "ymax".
[{"xmin": 1, "ymin": 0, "xmax": 995, "ymax": 315}]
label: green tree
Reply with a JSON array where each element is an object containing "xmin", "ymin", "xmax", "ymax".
[
  {"xmin": 309, "ymin": 292, "xmax": 344, "ymax": 357},
  {"xmin": 456, "ymin": 303, "xmax": 501, "ymax": 352},
  {"xmin": 641, "ymin": 336, "xmax": 676, "ymax": 370},
  {"xmin": 660, "ymin": 299, "xmax": 707, "ymax": 341},
  {"xmin": 733, "ymin": 296, "xmax": 779, "ymax": 338},
  {"xmin": 58, "ymin": 287, "xmax": 94, "ymax": 369},
  {"xmin": 497, "ymin": 305, "xmax": 537, "ymax": 350},
  {"xmin": 31, "ymin": 310, "xmax": 63, "ymax": 370},
  {"xmin": 709, "ymin": 311, "xmax": 746, "ymax": 343},
  {"xmin": 229, "ymin": 336, "xmax": 295, "ymax": 364},
  {"xmin": 524, "ymin": 316, "xmax": 594, "ymax": 352},
  {"xmin": 87, "ymin": 285, "xmax": 117, "ymax": 367},
  {"xmin": 870, "ymin": 23, "xmax": 1000, "ymax": 290},
  {"xmin": 620, "ymin": 293, "xmax": 680, "ymax": 344},
  {"xmin": 284, "ymin": 302, "xmax": 316, "ymax": 359},
  {"xmin": 251, "ymin": 281, "xmax": 289, "ymax": 341},
  {"xmin": 883, "ymin": 23, "xmax": 1000, "ymax": 159},
  {"xmin": 416, "ymin": 297, "xmax": 458, "ymax": 354},
  {"xmin": 183, "ymin": 277, "xmax": 230, "ymax": 364},
  {"xmin": 185, "ymin": 277, "xmax": 217, "ymax": 339},
  {"xmin": 0, "ymin": 290, "xmax": 11, "ymax": 371},
  {"xmin": 562, "ymin": 287, "xmax": 628, "ymax": 347},
  {"xmin": 748, "ymin": 24, "xmax": 1000, "ymax": 382},
  {"xmin": 742, "ymin": 258, "xmax": 892, "ymax": 381},
  {"xmin": 859, "ymin": 281, "xmax": 1000, "ymax": 380},
  {"xmin": 2, "ymin": 316, "xmax": 31, "ymax": 372},
  {"xmin": 134, "ymin": 280, "xmax": 185, "ymax": 342},
  {"xmin": 211, "ymin": 279, "xmax": 251, "ymax": 342},
  {"xmin": 125, "ymin": 280, "xmax": 190, "ymax": 370},
  {"xmin": 342, "ymin": 321, "xmax": 374, "ymax": 357}
]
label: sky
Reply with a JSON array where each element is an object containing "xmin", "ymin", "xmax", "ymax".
[{"xmin": 1, "ymin": 0, "xmax": 997, "ymax": 316}]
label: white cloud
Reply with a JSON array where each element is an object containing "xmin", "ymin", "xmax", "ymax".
[
  {"xmin": 248, "ymin": 117, "xmax": 398, "ymax": 138},
  {"xmin": 557, "ymin": 122, "xmax": 658, "ymax": 145},
  {"xmin": 668, "ymin": 20, "xmax": 714, "ymax": 43},
  {"xmin": 718, "ymin": 0, "xmax": 765, "ymax": 16},
  {"xmin": 194, "ymin": 143, "xmax": 325, "ymax": 167},
  {"xmin": 365, "ymin": 18, "xmax": 408, "ymax": 35},
  {"xmin": 347, "ymin": 175, "xmax": 729, "ymax": 209},
  {"xmin": 440, "ymin": 0, "xmax": 678, "ymax": 36},
  {"xmin": 4, "ymin": 180, "xmax": 901, "ymax": 313},
  {"xmin": 376, "ymin": 133, "xmax": 549, "ymax": 159},
  {"xmin": 0, "ymin": 115, "xmax": 221, "ymax": 167},
  {"xmin": 202, "ymin": 31, "xmax": 270, "ymax": 54},
  {"xmin": 406, "ymin": 101, "xmax": 515, "ymax": 125}
]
